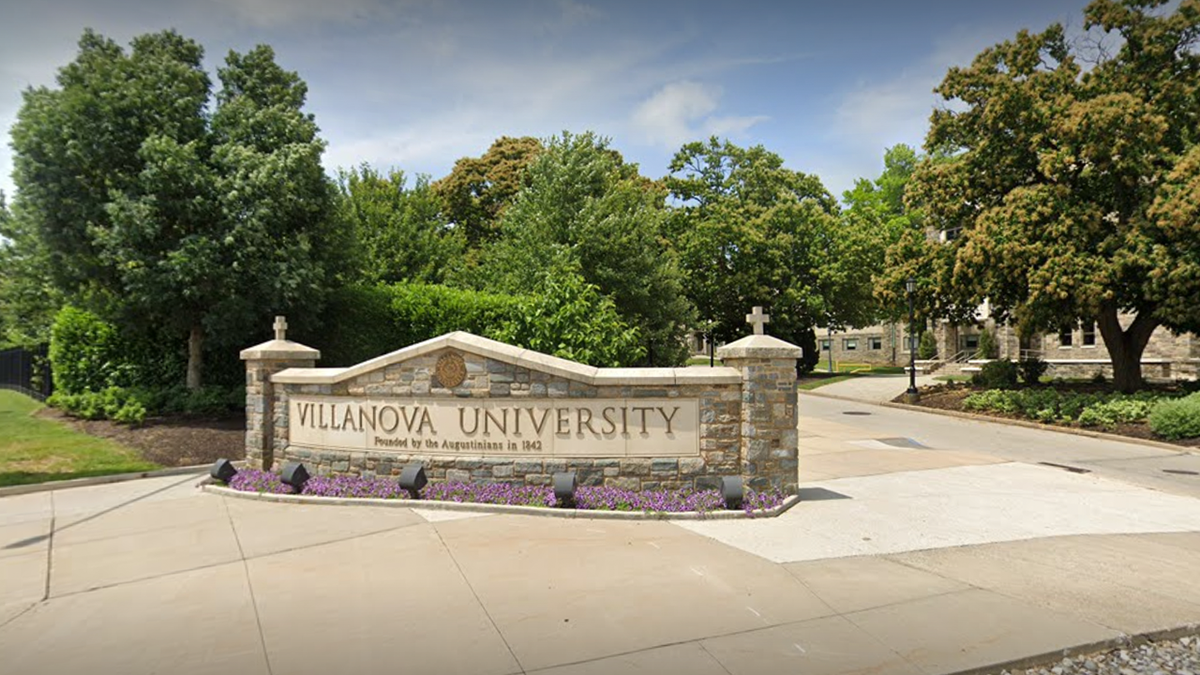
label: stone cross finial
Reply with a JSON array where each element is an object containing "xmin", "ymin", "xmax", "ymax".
[
  {"xmin": 273, "ymin": 315, "xmax": 288, "ymax": 341},
  {"xmin": 746, "ymin": 306, "xmax": 770, "ymax": 335}
]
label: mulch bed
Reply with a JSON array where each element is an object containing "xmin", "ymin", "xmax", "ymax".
[
  {"xmin": 898, "ymin": 383, "xmax": 1200, "ymax": 448},
  {"xmin": 34, "ymin": 407, "xmax": 246, "ymax": 467}
]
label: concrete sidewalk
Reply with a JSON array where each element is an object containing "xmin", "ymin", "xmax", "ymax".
[
  {"xmin": 806, "ymin": 372, "xmax": 941, "ymax": 403},
  {"xmin": 2, "ymin": 405, "xmax": 1200, "ymax": 674}
]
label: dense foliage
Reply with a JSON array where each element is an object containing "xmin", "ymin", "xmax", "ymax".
[
  {"xmin": 47, "ymin": 306, "xmax": 242, "ymax": 424},
  {"xmin": 962, "ymin": 387, "xmax": 1187, "ymax": 434},
  {"xmin": 11, "ymin": 30, "xmax": 343, "ymax": 389},
  {"xmin": 970, "ymin": 358, "xmax": 1019, "ymax": 389},
  {"xmin": 472, "ymin": 132, "xmax": 693, "ymax": 365},
  {"xmin": 336, "ymin": 166, "xmax": 464, "ymax": 285},
  {"xmin": 1147, "ymin": 393, "xmax": 1200, "ymax": 439},
  {"xmin": 310, "ymin": 282, "xmax": 643, "ymax": 368},
  {"xmin": 665, "ymin": 137, "xmax": 863, "ymax": 357},
  {"xmin": 49, "ymin": 306, "xmax": 133, "ymax": 394}
]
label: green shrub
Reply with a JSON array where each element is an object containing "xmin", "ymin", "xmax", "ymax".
[
  {"xmin": 313, "ymin": 284, "xmax": 524, "ymax": 366},
  {"xmin": 112, "ymin": 399, "xmax": 147, "ymax": 425},
  {"xmin": 1148, "ymin": 393, "xmax": 1200, "ymax": 440},
  {"xmin": 1077, "ymin": 396, "xmax": 1157, "ymax": 430},
  {"xmin": 48, "ymin": 306, "xmax": 134, "ymax": 394},
  {"xmin": 918, "ymin": 331, "xmax": 938, "ymax": 359},
  {"xmin": 971, "ymin": 358, "xmax": 1018, "ymax": 389},
  {"xmin": 491, "ymin": 273, "xmax": 646, "ymax": 367},
  {"xmin": 1018, "ymin": 358, "xmax": 1049, "ymax": 384},
  {"xmin": 963, "ymin": 389, "xmax": 1018, "ymax": 414},
  {"xmin": 975, "ymin": 328, "xmax": 998, "ymax": 359}
]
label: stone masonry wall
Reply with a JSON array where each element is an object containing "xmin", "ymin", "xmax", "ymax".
[
  {"xmin": 269, "ymin": 349, "xmax": 745, "ymax": 492},
  {"xmin": 245, "ymin": 357, "xmax": 316, "ymax": 470}
]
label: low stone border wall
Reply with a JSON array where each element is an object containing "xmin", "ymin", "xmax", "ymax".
[{"xmin": 202, "ymin": 481, "xmax": 802, "ymax": 520}]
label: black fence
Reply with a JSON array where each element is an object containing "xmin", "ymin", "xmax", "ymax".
[{"xmin": 0, "ymin": 345, "xmax": 53, "ymax": 400}]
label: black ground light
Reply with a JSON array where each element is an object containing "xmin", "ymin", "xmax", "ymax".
[
  {"xmin": 398, "ymin": 463, "xmax": 428, "ymax": 499},
  {"xmin": 210, "ymin": 458, "xmax": 237, "ymax": 483},
  {"xmin": 553, "ymin": 471, "xmax": 577, "ymax": 508},
  {"xmin": 281, "ymin": 462, "xmax": 310, "ymax": 492},
  {"xmin": 720, "ymin": 476, "xmax": 744, "ymax": 510}
]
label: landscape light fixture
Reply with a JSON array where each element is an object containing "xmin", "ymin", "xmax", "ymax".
[
  {"xmin": 398, "ymin": 463, "xmax": 428, "ymax": 499},
  {"xmin": 210, "ymin": 458, "xmax": 237, "ymax": 483},
  {"xmin": 905, "ymin": 276, "xmax": 919, "ymax": 397},
  {"xmin": 280, "ymin": 462, "xmax": 310, "ymax": 492},
  {"xmin": 553, "ymin": 471, "xmax": 577, "ymax": 508},
  {"xmin": 719, "ymin": 476, "xmax": 744, "ymax": 510}
]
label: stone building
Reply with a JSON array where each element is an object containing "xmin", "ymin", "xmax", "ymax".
[{"xmin": 818, "ymin": 313, "xmax": 1199, "ymax": 380}]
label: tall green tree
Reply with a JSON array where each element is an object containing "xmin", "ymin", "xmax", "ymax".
[
  {"xmin": 906, "ymin": 0, "xmax": 1200, "ymax": 392},
  {"xmin": 665, "ymin": 137, "xmax": 868, "ymax": 364},
  {"xmin": 474, "ymin": 131, "xmax": 694, "ymax": 365},
  {"xmin": 337, "ymin": 166, "xmax": 465, "ymax": 284},
  {"xmin": 11, "ymin": 30, "xmax": 341, "ymax": 389},
  {"xmin": 0, "ymin": 195, "xmax": 64, "ymax": 348},
  {"xmin": 841, "ymin": 144, "xmax": 929, "ymax": 324},
  {"xmin": 433, "ymin": 136, "xmax": 542, "ymax": 249}
]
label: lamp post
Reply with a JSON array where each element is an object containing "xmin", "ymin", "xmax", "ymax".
[{"xmin": 906, "ymin": 277, "xmax": 918, "ymax": 398}]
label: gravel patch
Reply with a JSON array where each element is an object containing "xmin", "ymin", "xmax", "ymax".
[{"xmin": 1001, "ymin": 634, "xmax": 1199, "ymax": 675}]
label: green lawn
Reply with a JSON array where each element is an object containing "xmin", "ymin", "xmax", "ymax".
[
  {"xmin": 798, "ymin": 374, "xmax": 857, "ymax": 390},
  {"xmin": 811, "ymin": 364, "xmax": 907, "ymax": 375},
  {"xmin": 0, "ymin": 390, "xmax": 158, "ymax": 488},
  {"xmin": 935, "ymin": 375, "xmax": 973, "ymax": 383},
  {"xmin": 686, "ymin": 356, "xmax": 723, "ymax": 366}
]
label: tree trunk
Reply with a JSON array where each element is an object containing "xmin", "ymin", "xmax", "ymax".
[
  {"xmin": 1096, "ymin": 305, "xmax": 1158, "ymax": 393},
  {"xmin": 187, "ymin": 323, "xmax": 203, "ymax": 391}
]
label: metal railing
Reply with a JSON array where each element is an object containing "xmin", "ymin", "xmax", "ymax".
[{"xmin": 0, "ymin": 346, "xmax": 53, "ymax": 400}]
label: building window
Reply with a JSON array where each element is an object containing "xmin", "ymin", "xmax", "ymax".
[
  {"xmin": 843, "ymin": 338, "xmax": 858, "ymax": 351},
  {"xmin": 904, "ymin": 335, "xmax": 919, "ymax": 352},
  {"xmin": 1082, "ymin": 323, "xmax": 1096, "ymax": 346},
  {"xmin": 963, "ymin": 334, "xmax": 979, "ymax": 352},
  {"xmin": 820, "ymin": 339, "xmax": 831, "ymax": 351},
  {"xmin": 1059, "ymin": 328, "xmax": 1073, "ymax": 347},
  {"xmin": 868, "ymin": 337, "xmax": 882, "ymax": 350}
]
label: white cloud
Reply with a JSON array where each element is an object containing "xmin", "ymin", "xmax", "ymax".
[
  {"xmin": 320, "ymin": 110, "xmax": 511, "ymax": 180},
  {"xmin": 632, "ymin": 80, "xmax": 767, "ymax": 148}
]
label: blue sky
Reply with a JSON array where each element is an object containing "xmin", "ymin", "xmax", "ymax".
[{"xmin": 0, "ymin": 0, "xmax": 1097, "ymax": 203}]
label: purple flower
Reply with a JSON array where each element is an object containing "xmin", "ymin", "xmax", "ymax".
[{"xmin": 226, "ymin": 470, "xmax": 787, "ymax": 514}]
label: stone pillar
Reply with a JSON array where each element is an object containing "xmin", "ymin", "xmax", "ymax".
[
  {"xmin": 717, "ymin": 333, "xmax": 802, "ymax": 494},
  {"xmin": 239, "ymin": 316, "xmax": 319, "ymax": 471}
]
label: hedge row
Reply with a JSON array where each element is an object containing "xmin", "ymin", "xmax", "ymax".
[
  {"xmin": 49, "ymin": 281, "xmax": 650, "ymax": 423},
  {"xmin": 302, "ymin": 281, "xmax": 646, "ymax": 368}
]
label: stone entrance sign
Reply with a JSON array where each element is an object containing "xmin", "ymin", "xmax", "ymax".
[
  {"xmin": 288, "ymin": 395, "xmax": 699, "ymax": 457},
  {"xmin": 242, "ymin": 320, "xmax": 801, "ymax": 492}
]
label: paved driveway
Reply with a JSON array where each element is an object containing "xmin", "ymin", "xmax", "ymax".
[{"xmin": 3, "ymin": 401, "xmax": 1200, "ymax": 675}]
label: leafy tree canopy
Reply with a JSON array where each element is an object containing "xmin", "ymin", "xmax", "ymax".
[
  {"xmin": 471, "ymin": 131, "xmax": 694, "ymax": 365},
  {"xmin": 905, "ymin": 0, "xmax": 1200, "ymax": 391},
  {"xmin": 432, "ymin": 136, "xmax": 542, "ymax": 250},
  {"xmin": 336, "ymin": 166, "xmax": 465, "ymax": 285},
  {"xmin": 10, "ymin": 29, "xmax": 342, "ymax": 388},
  {"xmin": 665, "ymin": 137, "xmax": 872, "ymax": 366}
]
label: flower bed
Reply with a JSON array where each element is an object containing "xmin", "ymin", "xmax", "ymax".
[{"xmin": 225, "ymin": 469, "xmax": 786, "ymax": 515}]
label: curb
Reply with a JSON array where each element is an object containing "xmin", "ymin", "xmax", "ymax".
[
  {"xmin": 948, "ymin": 623, "xmax": 1200, "ymax": 675},
  {"xmin": 0, "ymin": 464, "xmax": 210, "ymax": 498},
  {"xmin": 203, "ymin": 482, "xmax": 803, "ymax": 521},
  {"xmin": 800, "ymin": 389, "xmax": 1195, "ymax": 454}
]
